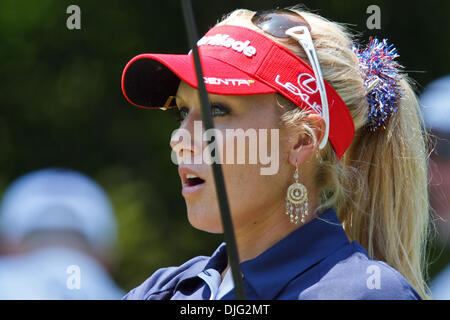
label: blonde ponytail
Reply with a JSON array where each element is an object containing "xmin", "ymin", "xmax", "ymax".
[{"xmin": 338, "ymin": 78, "xmax": 431, "ymax": 299}]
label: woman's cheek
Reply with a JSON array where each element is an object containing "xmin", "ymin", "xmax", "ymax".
[{"xmin": 186, "ymin": 189, "xmax": 223, "ymax": 233}]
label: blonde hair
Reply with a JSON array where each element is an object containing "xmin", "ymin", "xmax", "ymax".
[{"xmin": 217, "ymin": 6, "xmax": 432, "ymax": 299}]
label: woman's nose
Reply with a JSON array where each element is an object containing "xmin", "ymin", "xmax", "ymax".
[{"xmin": 170, "ymin": 113, "xmax": 204, "ymax": 162}]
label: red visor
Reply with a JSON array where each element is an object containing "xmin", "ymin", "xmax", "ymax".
[{"xmin": 121, "ymin": 25, "xmax": 354, "ymax": 158}]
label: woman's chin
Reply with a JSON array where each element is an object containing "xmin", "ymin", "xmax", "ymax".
[{"xmin": 186, "ymin": 210, "xmax": 223, "ymax": 234}]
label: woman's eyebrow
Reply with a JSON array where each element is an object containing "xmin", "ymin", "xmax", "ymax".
[{"xmin": 174, "ymin": 93, "xmax": 234, "ymax": 109}]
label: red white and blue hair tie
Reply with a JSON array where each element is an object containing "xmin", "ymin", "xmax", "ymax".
[{"xmin": 353, "ymin": 37, "xmax": 403, "ymax": 131}]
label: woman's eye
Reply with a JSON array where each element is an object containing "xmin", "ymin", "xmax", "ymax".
[
  {"xmin": 175, "ymin": 103, "xmax": 229, "ymax": 123},
  {"xmin": 176, "ymin": 106, "xmax": 189, "ymax": 122},
  {"xmin": 211, "ymin": 102, "xmax": 230, "ymax": 117}
]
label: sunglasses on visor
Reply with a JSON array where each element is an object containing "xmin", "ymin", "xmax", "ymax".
[{"xmin": 251, "ymin": 9, "xmax": 330, "ymax": 149}]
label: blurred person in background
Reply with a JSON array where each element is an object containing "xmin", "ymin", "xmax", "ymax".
[
  {"xmin": 421, "ymin": 75, "xmax": 450, "ymax": 299},
  {"xmin": 0, "ymin": 168, "xmax": 124, "ymax": 299}
]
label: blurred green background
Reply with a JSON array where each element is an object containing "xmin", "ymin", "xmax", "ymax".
[{"xmin": 1, "ymin": 0, "xmax": 449, "ymax": 292}]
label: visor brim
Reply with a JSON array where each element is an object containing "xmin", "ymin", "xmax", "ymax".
[{"xmin": 121, "ymin": 53, "xmax": 276, "ymax": 109}]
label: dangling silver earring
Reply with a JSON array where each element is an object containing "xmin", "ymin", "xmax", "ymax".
[{"xmin": 285, "ymin": 161, "xmax": 308, "ymax": 224}]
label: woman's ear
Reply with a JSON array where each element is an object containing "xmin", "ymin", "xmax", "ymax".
[{"xmin": 288, "ymin": 113, "xmax": 326, "ymax": 166}]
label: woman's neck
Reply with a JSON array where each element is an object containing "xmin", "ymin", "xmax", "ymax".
[{"xmin": 223, "ymin": 195, "xmax": 318, "ymax": 275}]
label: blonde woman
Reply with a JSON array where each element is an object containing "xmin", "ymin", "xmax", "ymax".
[{"xmin": 120, "ymin": 6, "xmax": 430, "ymax": 300}]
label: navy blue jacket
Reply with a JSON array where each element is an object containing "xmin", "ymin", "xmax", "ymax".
[{"xmin": 123, "ymin": 208, "xmax": 421, "ymax": 300}]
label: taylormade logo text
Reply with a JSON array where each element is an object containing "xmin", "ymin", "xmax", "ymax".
[{"xmin": 197, "ymin": 34, "xmax": 256, "ymax": 57}]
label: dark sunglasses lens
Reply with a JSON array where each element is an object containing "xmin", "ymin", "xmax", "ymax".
[{"xmin": 251, "ymin": 9, "xmax": 311, "ymax": 38}]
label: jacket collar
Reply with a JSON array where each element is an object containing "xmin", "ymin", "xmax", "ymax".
[
  {"xmin": 177, "ymin": 208, "xmax": 350, "ymax": 299},
  {"xmin": 240, "ymin": 208, "xmax": 349, "ymax": 299}
]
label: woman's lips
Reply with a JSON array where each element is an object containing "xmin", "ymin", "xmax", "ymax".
[
  {"xmin": 178, "ymin": 166, "xmax": 206, "ymax": 196},
  {"xmin": 182, "ymin": 179, "xmax": 206, "ymax": 196}
]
